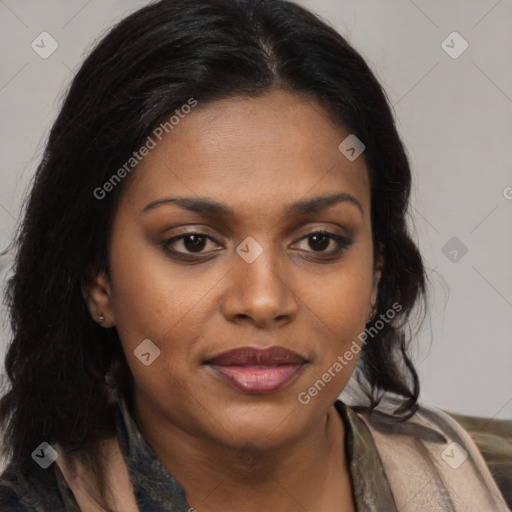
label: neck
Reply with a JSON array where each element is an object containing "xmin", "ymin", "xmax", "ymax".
[{"xmin": 132, "ymin": 397, "xmax": 355, "ymax": 512}]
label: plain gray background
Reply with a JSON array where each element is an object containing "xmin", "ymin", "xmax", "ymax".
[{"xmin": 0, "ymin": 0, "xmax": 511, "ymax": 428}]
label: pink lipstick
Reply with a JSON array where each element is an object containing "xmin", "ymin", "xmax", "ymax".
[{"xmin": 204, "ymin": 346, "xmax": 307, "ymax": 394}]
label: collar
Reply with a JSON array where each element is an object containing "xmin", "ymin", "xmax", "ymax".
[
  {"xmin": 335, "ymin": 401, "xmax": 397, "ymax": 511},
  {"xmin": 115, "ymin": 395, "xmax": 398, "ymax": 511},
  {"xmin": 115, "ymin": 395, "xmax": 190, "ymax": 511}
]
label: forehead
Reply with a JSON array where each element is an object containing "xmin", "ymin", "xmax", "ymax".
[{"xmin": 119, "ymin": 89, "xmax": 370, "ymax": 218}]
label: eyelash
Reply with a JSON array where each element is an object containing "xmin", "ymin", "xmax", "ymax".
[{"xmin": 161, "ymin": 231, "xmax": 353, "ymax": 262}]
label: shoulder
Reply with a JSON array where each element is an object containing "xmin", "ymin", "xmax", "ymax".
[
  {"xmin": 0, "ymin": 462, "xmax": 42, "ymax": 512},
  {"xmin": 0, "ymin": 459, "xmax": 70, "ymax": 512},
  {"xmin": 353, "ymin": 401, "xmax": 511, "ymax": 511},
  {"xmin": 443, "ymin": 408, "xmax": 512, "ymax": 509},
  {"xmin": 0, "ymin": 479, "xmax": 33, "ymax": 512}
]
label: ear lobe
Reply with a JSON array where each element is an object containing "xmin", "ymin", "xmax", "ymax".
[{"xmin": 81, "ymin": 270, "xmax": 114, "ymax": 326}]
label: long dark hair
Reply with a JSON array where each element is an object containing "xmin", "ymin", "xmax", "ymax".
[{"xmin": 1, "ymin": 0, "xmax": 426, "ymax": 498}]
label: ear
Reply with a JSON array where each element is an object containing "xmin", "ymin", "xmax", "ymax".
[{"xmin": 81, "ymin": 269, "xmax": 115, "ymax": 327}]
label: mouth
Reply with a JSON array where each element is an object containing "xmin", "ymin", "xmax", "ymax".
[{"xmin": 203, "ymin": 346, "xmax": 308, "ymax": 394}]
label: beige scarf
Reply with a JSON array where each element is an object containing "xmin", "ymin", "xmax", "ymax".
[
  {"xmin": 55, "ymin": 404, "xmax": 509, "ymax": 511},
  {"xmin": 357, "ymin": 405, "xmax": 510, "ymax": 511}
]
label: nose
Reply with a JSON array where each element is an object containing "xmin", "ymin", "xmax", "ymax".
[{"xmin": 220, "ymin": 244, "xmax": 298, "ymax": 329}]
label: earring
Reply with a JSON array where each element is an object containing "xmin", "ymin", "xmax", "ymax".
[{"xmin": 98, "ymin": 314, "xmax": 105, "ymax": 323}]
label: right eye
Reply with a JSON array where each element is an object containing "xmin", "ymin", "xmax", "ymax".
[{"xmin": 162, "ymin": 232, "xmax": 223, "ymax": 261}]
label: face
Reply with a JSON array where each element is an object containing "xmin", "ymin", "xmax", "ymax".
[{"xmin": 84, "ymin": 89, "xmax": 382, "ymax": 451}]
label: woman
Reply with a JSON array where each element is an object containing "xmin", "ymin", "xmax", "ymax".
[{"xmin": 0, "ymin": 0, "xmax": 510, "ymax": 510}]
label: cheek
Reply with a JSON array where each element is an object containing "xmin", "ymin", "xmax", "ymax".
[
  {"xmin": 309, "ymin": 248, "xmax": 374, "ymax": 340},
  {"xmin": 107, "ymin": 226, "xmax": 206, "ymax": 363},
  {"xmin": 298, "ymin": 241, "xmax": 374, "ymax": 393},
  {"xmin": 107, "ymin": 244, "xmax": 206, "ymax": 412}
]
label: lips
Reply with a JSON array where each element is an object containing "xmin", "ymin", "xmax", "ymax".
[{"xmin": 204, "ymin": 346, "xmax": 307, "ymax": 394}]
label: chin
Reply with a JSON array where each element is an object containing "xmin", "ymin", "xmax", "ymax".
[
  {"xmin": 207, "ymin": 399, "xmax": 309, "ymax": 449},
  {"xmin": 218, "ymin": 427, "xmax": 300, "ymax": 453}
]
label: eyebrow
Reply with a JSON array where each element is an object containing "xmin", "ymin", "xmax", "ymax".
[{"xmin": 141, "ymin": 192, "xmax": 363, "ymax": 218}]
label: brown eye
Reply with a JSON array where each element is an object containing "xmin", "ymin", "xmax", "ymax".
[
  {"xmin": 162, "ymin": 233, "xmax": 221, "ymax": 258},
  {"xmin": 294, "ymin": 231, "xmax": 353, "ymax": 257},
  {"xmin": 307, "ymin": 232, "xmax": 331, "ymax": 251},
  {"xmin": 181, "ymin": 234, "xmax": 208, "ymax": 252}
]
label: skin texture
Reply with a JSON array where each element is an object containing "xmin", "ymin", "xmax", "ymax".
[{"xmin": 83, "ymin": 88, "xmax": 383, "ymax": 512}]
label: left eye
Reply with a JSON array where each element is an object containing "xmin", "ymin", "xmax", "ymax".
[{"xmin": 293, "ymin": 231, "xmax": 352, "ymax": 254}]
